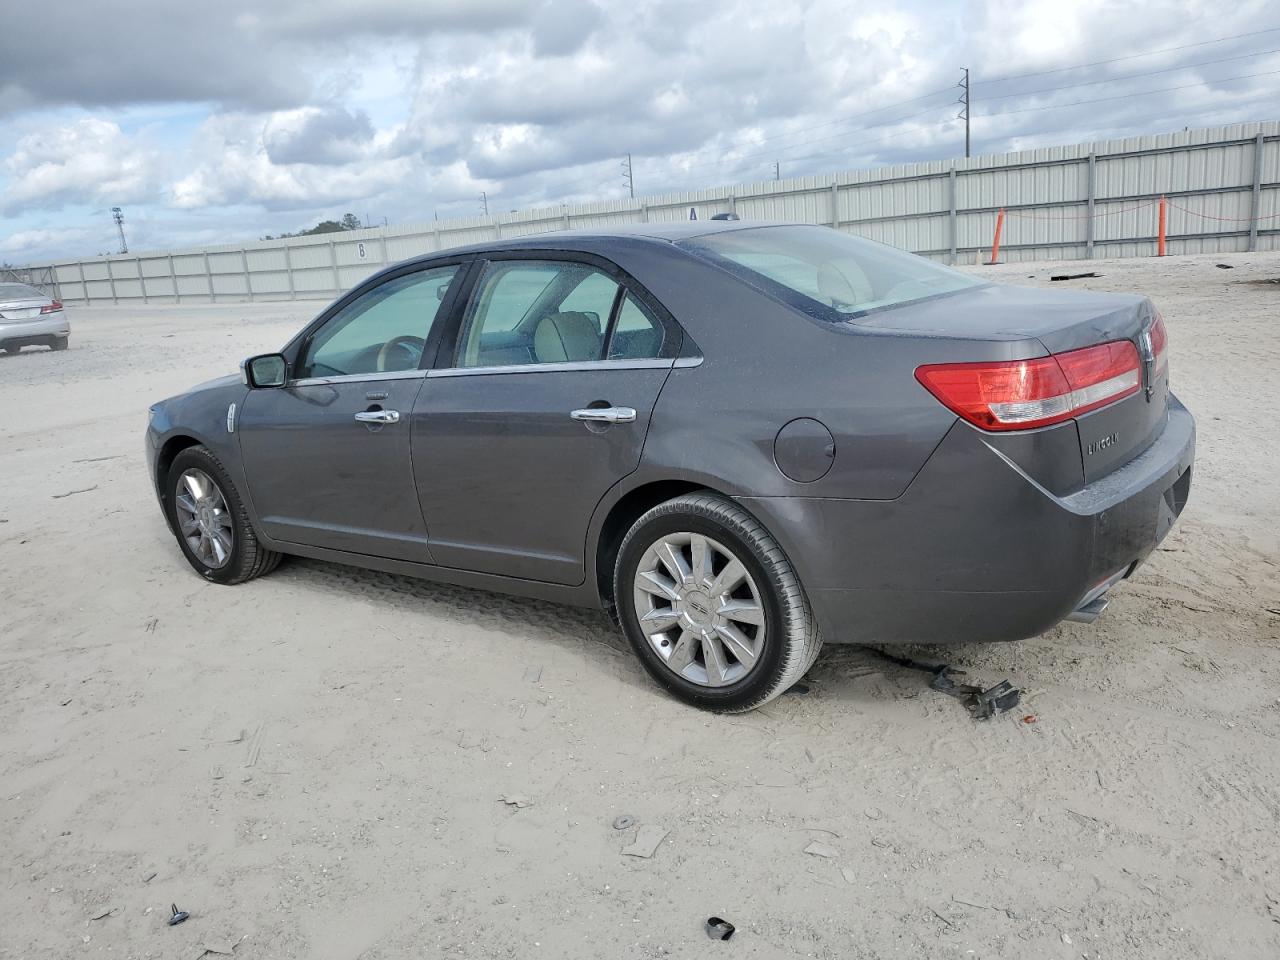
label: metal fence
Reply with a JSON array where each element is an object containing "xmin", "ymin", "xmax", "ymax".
[{"xmin": 33, "ymin": 120, "xmax": 1280, "ymax": 305}]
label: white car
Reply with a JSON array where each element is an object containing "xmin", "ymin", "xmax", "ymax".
[{"xmin": 0, "ymin": 282, "xmax": 70, "ymax": 354}]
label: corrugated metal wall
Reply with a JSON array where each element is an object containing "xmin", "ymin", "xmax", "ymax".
[{"xmin": 40, "ymin": 122, "xmax": 1280, "ymax": 304}]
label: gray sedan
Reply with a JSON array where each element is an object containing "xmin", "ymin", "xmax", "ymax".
[
  {"xmin": 0, "ymin": 282, "xmax": 70, "ymax": 353},
  {"xmin": 146, "ymin": 222, "xmax": 1194, "ymax": 711}
]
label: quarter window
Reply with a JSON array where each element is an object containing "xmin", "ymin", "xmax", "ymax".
[
  {"xmin": 607, "ymin": 295, "xmax": 665, "ymax": 360},
  {"xmin": 300, "ymin": 265, "xmax": 458, "ymax": 379}
]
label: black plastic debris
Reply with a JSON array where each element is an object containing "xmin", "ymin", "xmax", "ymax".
[
  {"xmin": 1215, "ymin": 263, "xmax": 1234, "ymax": 269},
  {"xmin": 1049, "ymin": 272, "xmax": 1099, "ymax": 282},
  {"xmin": 167, "ymin": 904, "xmax": 190, "ymax": 926},
  {"xmin": 870, "ymin": 649, "xmax": 1021, "ymax": 721},
  {"xmin": 706, "ymin": 917, "xmax": 736, "ymax": 941}
]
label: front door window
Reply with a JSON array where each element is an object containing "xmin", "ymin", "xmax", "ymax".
[{"xmin": 300, "ymin": 266, "xmax": 459, "ymax": 378}]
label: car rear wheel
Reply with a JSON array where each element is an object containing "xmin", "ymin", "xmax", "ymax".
[
  {"xmin": 166, "ymin": 445, "xmax": 280, "ymax": 584},
  {"xmin": 614, "ymin": 492, "xmax": 821, "ymax": 712},
  {"xmin": 3, "ymin": 345, "xmax": 19, "ymax": 354},
  {"xmin": 51, "ymin": 338, "xmax": 68, "ymax": 351}
]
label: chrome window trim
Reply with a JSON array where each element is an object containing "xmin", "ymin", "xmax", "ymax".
[
  {"xmin": 287, "ymin": 369, "xmax": 428, "ymax": 388},
  {"xmin": 427, "ymin": 356, "xmax": 701, "ymax": 378}
]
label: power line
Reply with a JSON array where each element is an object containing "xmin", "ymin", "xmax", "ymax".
[
  {"xmin": 674, "ymin": 103, "xmax": 954, "ymax": 175},
  {"xmin": 980, "ymin": 45, "xmax": 1280, "ymax": 102},
  {"xmin": 659, "ymin": 84, "xmax": 955, "ymax": 174},
  {"xmin": 979, "ymin": 26, "xmax": 1280, "ymax": 85},
  {"xmin": 978, "ymin": 67, "xmax": 1280, "ymax": 118}
]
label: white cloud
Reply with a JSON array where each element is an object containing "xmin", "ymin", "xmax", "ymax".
[
  {"xmin": 1, "ymin": 118, "xmax": 165, "ymax": 215},
  {"xmin": 171, "ymin": 112, "xmax": 414, "ymax": 211}
]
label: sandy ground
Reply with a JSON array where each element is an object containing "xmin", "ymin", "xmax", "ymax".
[{"xmin": 2, "ymin": 251, "xmax": 1279, "ymax": 960}]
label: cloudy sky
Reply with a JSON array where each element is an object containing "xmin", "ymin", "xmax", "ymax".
[{"xmin": 1, "ymin": 0, "xmax": 1277, "ymax": 263}]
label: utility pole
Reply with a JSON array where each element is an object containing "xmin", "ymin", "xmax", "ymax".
[
  {"xmin": 480, "ymin": 191, "xmax": 489, "ymax": 216},
  {"xmin": 111, "ymin": 206, "xmax": 128, "ymax": 254},
  {"xmin": 773, "ymin": 160, "xmax": 780, "ymax": 180},
  {"xmin": 957, "ymin": 68, "xmax": 971, "ymax": 158},
  {"xmin": 622, "ymin": 154, "xmax": 635, "ymax": 198}
]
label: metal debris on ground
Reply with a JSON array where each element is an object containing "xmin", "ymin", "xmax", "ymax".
[
  {"xmin": 612, "ymin": 814, "xmax": 636, "ymax": 830},
  {"xmin": 1022, "ymin": 714, "xmax": 1038, "ymax": 724},
  {"xmin": 621, "ymin": 824, "xmax": 668, "ymax": 858},
  {"xmin": 1049, "ymin": 271, "xmax": 1099, "ymax": 281},
  {"xmin": 869, "ymin": 649, "xmax": 1021, "ymax": 720},
  {"xmin": 167, "ymin": 904, "xmax": 190, "ymax": 926},
  {"xmin": 705, "ymin": 917, "xmax": 736, "ymax": 941}
]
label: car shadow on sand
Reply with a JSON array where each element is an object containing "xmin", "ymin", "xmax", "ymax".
[{"xmin": 267, "ymin": 555, "xmax": 1033, "ymax": 714}]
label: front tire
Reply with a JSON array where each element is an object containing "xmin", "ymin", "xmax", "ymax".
[
  {"xmin": 165, "ymin": 445, "xmax": 280, "ymax": 584},
  {"xmin": 614, "ymin": 492, "xmax": 821, "ymax": 712}
]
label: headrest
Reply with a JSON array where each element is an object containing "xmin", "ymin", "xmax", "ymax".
[
  {"xmin": 534, "ymin": 311, "xmax": 602, "ymax": 363},
  {"xmin": 817, "ymin": 263, "xmax": 861, "ymax": 310}
]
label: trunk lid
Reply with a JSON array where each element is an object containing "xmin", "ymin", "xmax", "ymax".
[
  {"xmin": 873, "ymin": 283, "xmax": 1168, "ymax": 483},
  {"xmin": 0, "ymin": 298, "xmax": 48, "ymax": 323}
]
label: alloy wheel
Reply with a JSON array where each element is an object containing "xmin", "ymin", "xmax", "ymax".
[
  {"xmin": 174, "ymin": 468, "xmax": 234, "ymax": 569},
  {"xmin": 631, "ymin": 532, "xmax": 766, "ymax": 687}
]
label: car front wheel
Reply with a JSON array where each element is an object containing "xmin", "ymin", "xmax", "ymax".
[
  {"xmin": 166, "ymin": 445, "xmax": 280, "ymax": 584},
  {"xmin": 614, "ymin": 492, "xmax": 821, "ymax": 712}
]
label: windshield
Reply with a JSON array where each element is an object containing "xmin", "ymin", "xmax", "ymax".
[{"xmin": 678, "ymin": 225, "xmax": 986, "ymax": 322}]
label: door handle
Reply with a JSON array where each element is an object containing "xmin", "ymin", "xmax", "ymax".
[
  {"xmin": 354, "ymin": 409, "xmax": 401, "ymax": 424},
  {"xmin": 571, "ymin": 406, "xmax": 637, "ymax": 424}
]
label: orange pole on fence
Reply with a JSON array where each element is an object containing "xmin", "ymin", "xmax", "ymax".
[
  {"xmin": 1157, "ymin": 195, "xmax": 1167, "ymax": 256},
  {"xmin": 988, "ymin": 208, "xmax": 1004, "ymax": 264}
]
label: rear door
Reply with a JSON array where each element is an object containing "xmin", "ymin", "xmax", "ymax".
[
  {"xmin": 238, "ymin": 263, "xmax": 465, "ymax": 561},
  {"xmin": 411, "ymin": 255, "xmax": 680, "ymax": 584}
]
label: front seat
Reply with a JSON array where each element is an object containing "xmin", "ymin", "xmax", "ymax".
[{"xmin": 533, "ymin": 311, "xmax": 602, "ymax": 363}]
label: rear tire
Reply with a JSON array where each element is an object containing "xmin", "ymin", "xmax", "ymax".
[
  {"xmin": 51, "ymin": 338, "xmax": 68, "ymax": 351},
  {"xmin": 165, "ymin": 445, "xmax": 280, "ymax": 584},
  {"xmin": 614, "ymin": 492, "xmax": 821, "ymax": 712},
  {"xmin": 3, "ymin": 345, "xmax": 19, "ymax": 354}
]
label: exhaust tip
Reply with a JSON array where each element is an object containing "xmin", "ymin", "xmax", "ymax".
[{"xmin": 1066, "ymin": 595, "xmax": 1110, "ymax": 624}]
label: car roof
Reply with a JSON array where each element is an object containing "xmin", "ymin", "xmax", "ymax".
[{"xmin": 415, "ymin": 219, "xmax": 800, "ymax": 261}]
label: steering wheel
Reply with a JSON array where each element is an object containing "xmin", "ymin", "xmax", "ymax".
[{"xmin": 375, "ymin": 335, "xmax": 426, "ymax": 372}]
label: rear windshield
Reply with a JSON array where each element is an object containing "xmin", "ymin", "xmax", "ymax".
[
  {"xmin": 0, "ymin": 283, "xmax": 42, "ymax": 301},
  {"xmin": 678, "ymin": 225, "xmax": 986, "ymax": 322}
]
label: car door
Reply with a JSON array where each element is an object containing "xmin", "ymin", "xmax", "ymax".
[
  {"xmin": 411, "ymin": 255, "xmax": 680, "ymax": 584},
  {"xmin": 238, "ymin": 263, "xmax": 465, "ymax": 562}
]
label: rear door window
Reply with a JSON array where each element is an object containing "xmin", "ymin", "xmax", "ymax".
[{"xmin": 457, "ymin": 261, "xmax": 621, "ymax": 367}]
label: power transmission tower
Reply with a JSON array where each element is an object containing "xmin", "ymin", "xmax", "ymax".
[
  {"xmin": 621, "ymin": 154, "xmax": 635, "ymax": 198},
  {"xmin": 957, "ymin": 68, "xmax": 971, "ymax": 158},
  {"xmin": 773, "ymin": 160, "xmax": 781, "ymax": 180},
  {"xmin": 111, "ymin": 207, "xmax": 128, "ymax": 254},
  {"xmin": 480, "ymin": 191, "xmax": 489, "ymax": 216}
]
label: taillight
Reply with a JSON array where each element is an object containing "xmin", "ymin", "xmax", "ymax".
[
  {"xmin": 915, "ymin": 340, "xmax": 1142, "ymax": 432},
  {"xmin": 40, "ymin": 300, "xmax": 62, "ymax": 314}
]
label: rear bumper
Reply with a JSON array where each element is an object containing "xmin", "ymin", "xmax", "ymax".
[
  {"xmin": 740, "ymin": 394, "xmax": 1195, "ymax": 645},
  {"xmin": 0, "ymin": 313, "xmax": 70, "ymax": 347}
]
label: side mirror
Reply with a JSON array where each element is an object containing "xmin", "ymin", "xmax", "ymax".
[{"xmin": 241, "ymin": 353, "xmax": 287, "ymax": 388}]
